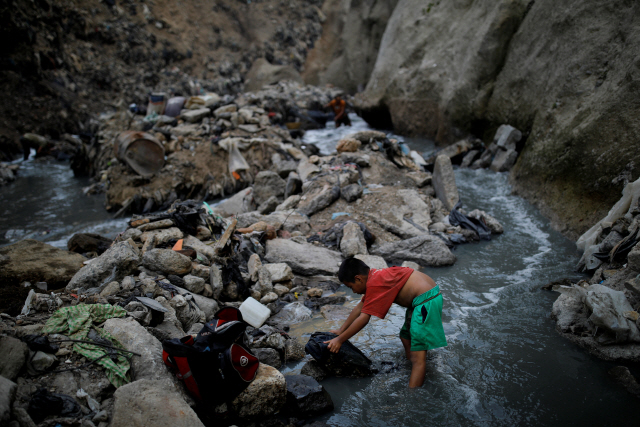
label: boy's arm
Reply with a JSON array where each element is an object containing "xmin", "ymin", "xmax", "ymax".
[
  {"xmin": 325, "ymin": 311, "xmax": 371, "ymax": 353},
  {"xmin": 330, "ymin": 301, "xmax": 363, "ymax": 335}
]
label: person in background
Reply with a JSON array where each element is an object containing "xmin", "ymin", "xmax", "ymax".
[{"xmin": 325, "ymin": 95, "xmax": 351, "ymax": 127}]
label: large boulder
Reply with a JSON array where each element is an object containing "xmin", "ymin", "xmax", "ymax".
[
  {"xmin": 110, "ymin": 379, "xmax": 203, "ymax": 427},
  {"xmin": 265, "ymin": 239, "xmax": 342, "ymax": 276},
  {"xmin": 372, "ymin": 235, "xmax": 456, "ymax": 266},
  {"xmin": 227, "ymin": 364, "xmax": 287, "ymax": 419},
  {"xmin": 103, "ymin": 317, "xmax": 173, "ymax": 383},
  {"xmin": 0, "ymin": 239, "xmax": 85, "ymax": 289},
  {"xmin": 67, "ymin": 233, "xmax": 113, "ymax": 255},
  {"xmin": 142, "ymin": 249, "xmax": 192, "ymax": 276},
  {"xmin": 296, "ymin": 184, "xmax": 341, "ymax": 217},
  {"xmin": 0, "ymin": 336, "xmax": 28, "ymax": 381},
  {"xmin": 340, "ymin": 222, "xmax": 368, "ymax": 257},
  {"xmin": 67, "ymin": 239, "xmax": 140, "ymax": 291},
  {"xmin": 262, "ymin": 263, "xmax": 294, "ymax": 283},
  {"xmin": 284, "ymin": 374, "xmax": 334, "ymax": 417}
]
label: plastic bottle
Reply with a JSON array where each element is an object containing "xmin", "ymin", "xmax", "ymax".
[{"xmin": 239, "ymin": 297, "xmax": 271, "ymax": 328}]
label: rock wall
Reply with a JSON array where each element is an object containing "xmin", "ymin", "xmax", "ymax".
[
  {"xmin": 351, "ymin": 0, "xmax": 640, "ymax": 239},
  {"xmin": 303, "ymin": 0, "xmax": 399, "ymax": 93}
]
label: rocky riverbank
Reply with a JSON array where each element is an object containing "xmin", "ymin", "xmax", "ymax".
[{"xmin": 0, "ymin": 101, "xmax": 515, "ymax": 425}]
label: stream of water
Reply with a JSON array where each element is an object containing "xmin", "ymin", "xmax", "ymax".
[{"xmin": 1, "ymin": 115, "xmax": 637, "ymax": 425}]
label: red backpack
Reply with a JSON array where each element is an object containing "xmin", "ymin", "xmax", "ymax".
[{"xmin": 162, "ymin": 307, "xmax": 259, "ymax": 403}]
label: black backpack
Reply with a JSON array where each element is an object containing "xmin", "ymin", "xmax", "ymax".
[{"xmin": 162, "ymin": 306, "xmax": 259, "ymax": 403}]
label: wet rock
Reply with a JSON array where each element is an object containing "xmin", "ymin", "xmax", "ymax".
[
  {"xmin": 285, "ymin": 374, "xmax": 334, "ymax": 417},
  {"xmin": 336, "ymin": 138, "xmax": 361, "ymax": 153},
  {"xmin": 490, "ymin": 148, "xmax": 518, "ymax": 172},
  {"xmin": 372, "ymin": 235, "xmax": 456, "ymax": 266},
  {"xmin": 468, "ymin": 209, "xmax": 504, "ymax": 234},
  {"xmin": 471, "ymin": 143, "xmax": 498, "ymax": 169},
  {"xmin": 0, "ymin": 375, "xmax": 17, "ymax": 424},
  {"xmin": 267, "ymin": 302, "xmax": 312, "ymax": 328},
  {"xmin": 432, "ymin": 155, "xmax": 459, "ymax": 211},
  {"xmin": 300, "ymin": 360, "xmax": 327, "ymax": 382},
  {"xmin": 0, "ymin": 336, "xmax": 29, "ymax": 381},
  {"xmin": 305, "ymin": 296, "xmax": 347, "ymax": 311},
  {"xmin": 140, "ymin": 227, "xmax": 184, "ymax": 245},
  {"xmin": 354, "ymin": 254, "xmax": 388, "ymax": 270},
  {"xmin": 461, "ymin": 149, "xmax": 481, "ymax": 168},
  {"xmin": 1, "ymin": 239, "xmax": 85, "ymax": 290},
  {"xmin": 284, "ymin": 338, "xmax": 306, "ymax": 362},
  {"xmin": 276, "ymin": 194, "xmax": 301, "ymax": 211},
  {"xmin": 494, "ymin": 124, "xmax": 522, "ymax": 151},
  {"xmin": 262, "ymin": 263, "xmax": 294, "ymax": 283},
  {"xmin": 297, "ymin": 184, "xmax": 341, "ymax": 217},
  {"xmin": 253, "ymin": 348, "xmax": 282, "ymax": 369},
  {"xmin": 67, "ymin": 239, "xmax": 140, "ymax": 291},
  {"xmin": 103, "ymin": 317, "xmax": 172, "ymax": 383},
  {"xmin": 340, "ymin": 222, "xmax": 368, "ymax": 257},
  {"xmin": 111, "ymin": 379, "xmax": 203, "ymax": 427},
  {"xmin": 67, "ymin": 233, "xmax": 113, "ymax": 255},
  {"xmin": 254, "ymin": 171, "xmax": 286, "ymax": 205},
  {"xmin": 182, "ymin": 275, "xmax": 205, "ymax": 294},
  {"xmin": 227, "ymin": 364, "xmax": 286, "ymax": 418},
  {"xmin": 265, "ymin": 239, "xmax": 342, "ymax": 276},
  {"xmin": 340, "ymin": 183, "xmax": 363, "ymax": 202},
  {"xmin": 142, "ymin": 249, "xmax": 192, "ymax": 276},
  {"xmin": 213, "ymin": 188, "xmax": 256, "ymax": 217}
]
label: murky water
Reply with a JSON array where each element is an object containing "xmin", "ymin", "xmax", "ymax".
[{"xmin": 2, "ymin": 116, "xmax": 637, "ymax": 425}]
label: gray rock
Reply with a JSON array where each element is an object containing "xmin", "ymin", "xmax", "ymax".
[
  {"xmin": 228, "ymin": 364, "xmax": 286, "ymax": 419},
  {"xmin": 258, "ymin": 196, "xmax": 280, "ymax": 214},
  {"xmin": 460, "ymin": 149, "xmax": 481, "ymax": 168},
  {"xmin": 354, "ymin": 254, "xmax": 388, "ymax": 270},
  {"xmin": 190, "ymin": 264, "xmax": 210, "ymax": 280},
  {"xmin": 285, "ymin": 375, "xmax": 334, "ymax": 417},
  {"xmin": 407, "ymin": 171, "xmax": 432, "ymax": 187},
  {"xmin": 137, "ymin": 219, "xmax": 174, "ymax": 232},
  {"xmin": 0, "ymin": 375, "xmax": 17, "ymax": 423},
  {"xmin": 301, "ymin": 360, "xmax": 327, "ymax": 382},
  {"xmin": 124, "ymin": 301, "xmax": 152, "ymax": 326},
  {"xmin": 67, "ymin": 240, "xmax": 140, "ymax": 291},
  {"xmin": 468, "ymin": 209, "xmax": 504, "ymax": 234},
  {"xmin": 253, "ymin": 171, "xmax": 286, "ymax": 205},
  {"xmin": 265, "ymin": 239, "xmax": 342, "ymax": 276},
  {"xmin": 247, "ymin": 254, "xmax": 262, "ymax": 282},
  {"xmin": 213, "ymin": 187, "xmax": 255, "ymax": 218},
  {"xmin": 276, "ymin": 160, "xmax": 299, "ymax": 178},
  {"xmin": 183, "ymin": 235, "xmax": 217, "ymax": 263},
  {"xmin": 260, "ymin": 292, "xmax": 278, "ymax": 304},
  {"xmin": 111, "ymin": 379, "xmax": 203, "ymax": 427},
  {"xmin": 181, "ymin": 108, "xmax": 211, "ymax": 123},
  {"xmin": 372, "ymin": 235, "xmax": 456, "ymax": 266},
  {"xmin": 236, "ymin": 210, "xmax": 311, "ymax": 234},
  {"xmin": 628, "ymin": 244, "xmax": 640, "ymax": 272},
  {"xmin": 297, "ymin": 185, "xmax": 340, "ymax": 217},
  {"xmin": 493, "ymin": 124, "xmax": 522, "ymax": 151},
  {"xmin": 262, "ymin": 263, "xmax": 294, "ymax": 283},
  {"xmin": 103, "ymin": 317, "xmax": 173, "ymax": 383},
  {"xmin": 253, "ymin": 348, "xmax": 282, "ymax": 369},
  {"xmin": 340, "ymin": 222, "xmax": 368, "ymax": 257},
  {"xmin": 257, "ymin": 267, "xmax": 274, "ymax": 296},
  {"xmin": 297, "ymin": 159, "xmax": 321, "ymax": 182},
  {"xmin": 183, "ymin": 275, "xmax": 205, "ymax": 294},
  {"xmin": 142, "ymin": 249, "xmax": 192, "ymax": 276},
  {"xmin": 432, "ymin": 155, "xmax": 459, "ymax": 211},
  {"xmin": 490, "ymin": 148, "xmax": 518, "ymax": 172},
  {"xmin": 170, "ymin": 294, "xmax": 206, "ymax": 332},
  {"xmin": 0, "ymin": 336, "xmax": 29, "ymax": 381},
  {"xmin": 174, "ymin": 286, "xmax": 219, "ymax": 321},
  {"xmin": 140, "ymin": 227, "xmax": 184, "ymax": 245},
  {"xmin": 340, "ymin": 184, "xmax": 363, "ymax": 202},
  {"xmin": 284, "ymin": 338, "xmax": 306, "ymax": 362},
  {"xmin": 401, "ymin": 261, "xmax": 422, "ymax": 270},
  {"xmin": 273, "ymin": 284, "xmax": 290, "ymax": 297},
  {"xmin": 27, "ymin": 350, "xmax": 56, "ymax": 374},
  {"xmin": 100, "ymin": 281, "xmax": 121, "ymax": 297},
  {"xmin": 92, "ymin": 410, "xmax": 109, "ymax": 423},
  {"xmin": 267, "ymin": 302, "xmax": 312, "ymax": 327},
  {"xmin": 275, "ymin": 195, "xmax": 301, "ymax": 211},
  {"xmin": 285, "ymin": 172, "xmax": 303, "ymax": 199},
  {"xmin": 12, "ymin": 407, "xmax": 35, "ymax": 427},
  {"xmin": 209, "ymin": 265, "xmax": 223, "ymax": 299}
]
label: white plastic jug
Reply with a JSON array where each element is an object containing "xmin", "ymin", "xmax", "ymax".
[{"xmin": 239, "ymin": 297, "xmax": 271, "ymax": 328}]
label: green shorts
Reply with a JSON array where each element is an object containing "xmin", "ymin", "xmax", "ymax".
[{"xmin": 399, "ymin": 286, "xmax": 448, "ymax": 351}]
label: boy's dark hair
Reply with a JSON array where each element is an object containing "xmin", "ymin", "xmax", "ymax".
[{"xmin": 338, "ymin": 258, "xmax": 370, "ymax": 283}]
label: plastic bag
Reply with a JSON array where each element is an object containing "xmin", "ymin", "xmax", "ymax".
[
  {"xmin": 21, "ymin": 335, "xmax": 59, "ymax": 354},
  {"xmin": 305, "ymin": 332, "xmax": 373, "ymax": 378},
  {"xmin": 219, "ymin": 138, "xmax": 250, "ymax": 173},
  {"xmin": 76, "ymin": 388, "xmax": 100, "ymax": 412},
  {"xmin": 28, "ymin": 388, "xmax": 82, "ymax": 423}
]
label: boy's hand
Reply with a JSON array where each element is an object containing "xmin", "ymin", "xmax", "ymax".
[{"xmin": 324, "ymin": 337, "xmax": 343, "ymax": 353}]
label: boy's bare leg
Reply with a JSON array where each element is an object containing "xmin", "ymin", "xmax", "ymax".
[
  {"xmin": 408, "ymin": 350, "xmax": 427, "ymax": 388},
  {"xmin": 400, "ymin": 337, "xmax": 412, "ymax": 361}
]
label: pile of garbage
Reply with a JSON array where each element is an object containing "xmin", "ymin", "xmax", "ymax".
[{"xmin": 548, "ymin": 177, "xmax": 640, "ymax": 367}]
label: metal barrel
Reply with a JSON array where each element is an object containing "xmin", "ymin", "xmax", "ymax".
[{"xmin": 114, "ymin": 131, "xmax": 165, "ymax": 177}]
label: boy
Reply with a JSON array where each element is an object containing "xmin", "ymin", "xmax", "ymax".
[{"xmin": 324, "ymin": 258, "xmax": 447, "ymax": 388}]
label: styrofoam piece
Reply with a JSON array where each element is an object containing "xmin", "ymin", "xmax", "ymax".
[{"xmin": 239, "ymin": 297, "xmax": 271, "ymax": 328}]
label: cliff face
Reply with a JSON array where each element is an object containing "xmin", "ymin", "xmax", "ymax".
[
  {"xmin": 352, "ymin": 0, "xmax": 640, "ymax": 239},
  {"xmin": 302, "ymin": 0, "xmax": 398, "ymax": 94}
]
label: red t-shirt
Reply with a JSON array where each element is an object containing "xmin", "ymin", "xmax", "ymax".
[{"xmin": 361, "ymin": 267, "xmax": 414, "ymax": 319}]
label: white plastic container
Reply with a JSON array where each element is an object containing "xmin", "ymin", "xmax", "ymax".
[{"xmin": 239, "ymin": 297, "xmax": 271, "ymax": 328}]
